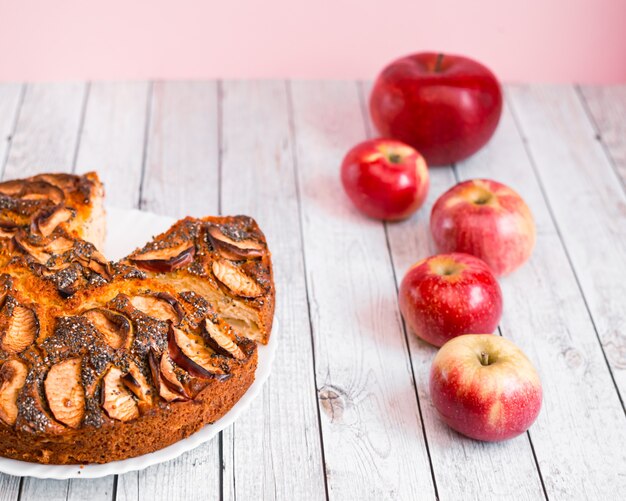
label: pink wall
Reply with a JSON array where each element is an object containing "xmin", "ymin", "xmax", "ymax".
[{"xmin": 0, "ymin": 0, "xmax": 625, "ymax": 83}]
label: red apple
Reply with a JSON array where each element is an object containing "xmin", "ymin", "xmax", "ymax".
[
  {"xmin": 340, "ymin": 138, "xmax": 429, "ymax": 220},
  {"xmin": 430, "ymin": 179, "xmax": 535, "ymax": 276},
  {"xmin": 430, "ymin": 334, "xmax": 542, "ymax": 441},
  {"xmin": 399, "ymin": 253, "xmax": 502, "ymax": 347},
  {"xmin": 369, "ymin": 52, "xmax": 502, "ymax": 166}
]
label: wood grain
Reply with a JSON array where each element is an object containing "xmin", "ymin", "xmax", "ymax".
[
  {"xmin": 0, "ymin": 475, "xmax": 20, "ymax": 501},
  {"xmin": 67, "ymin": 479, "xmax": 114, "ymax": 501},
  {"xmin": 4, "ymin": 82, "xmax": 87, "ymax": 178},
  {"xmin": 140, "ymin": 81, "xmax": 219, "ymax": 218},
  {"xmin": 75, "ymin": 81, "xmax": 151, "ymax": 208},
  {"xmin": 579, "ymin": 85, "xmax": 626, "ymax": 187},
  {"xmin": 0, "ymin": 83, "xmax": 23, "ymax": 177},
  {"xmin": 115, "ymin": 80, "xmax": 222, "ymax": 501},
  {"xmin": 19, "ymin": 482, "xmax": 68, "ymax": 501},
  {"xmin": 509, "ymin": 85, "xmax": 626, "ymax": 403},
  {"xmin": 290, "ymin": 80, "xmax": 436, "ymax": 500},
  {"xmin": 14, "ymin": 477, "xmax": 112, "ymax": 501},
  {"xmin": 456, "ymin": 99, "xmax": 626, "ymax": 498},
  {"xmin": 219, "ymin": 80, "xmax": 326, "ymax": 501},
  {"xmin": 117, "ymin": 449, "xmax": 220, "ymax": 501}
]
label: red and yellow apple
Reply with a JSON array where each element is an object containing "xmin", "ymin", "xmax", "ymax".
[
  {"xmin": 340, "ymin": 138, "xmax": 429, "ymax": 221},
  {"xmin": 430, "ymin": 179, "xmax": 535, "ymax": 276},
  {"xmin": 430, "ymin": 334, "xmax": 542, "ymax": 441},
  {"xmin": 369, "ymin": 52, "xmax": 502, "ymax": 166},
  {"xmin": 399, "ymin": 253, "xmax": 502, "ymax": 347}
]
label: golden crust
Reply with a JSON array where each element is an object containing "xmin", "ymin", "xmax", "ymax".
[
  {"xmin": 0, "ymin": 352, "xmax": 256, "ymax": 464},
  {"xmin": 0, "ymin": 173, "xmax": 274, "ymax": 464},
  {"xmin": 124, "ymin": 216, "xmax": 275, "ymax": 344}
]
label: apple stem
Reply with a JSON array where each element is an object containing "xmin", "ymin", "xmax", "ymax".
[
  {"xmin": 434, "ymin": 53, "xmax": 444, "ymax": 72},
  {"xmin": 480, "ymin": 352, "xmax": 490, "ymax": 366},
  {"xmin": 388, "ymin": 153, "xmax": 402, "ymax": 164}
]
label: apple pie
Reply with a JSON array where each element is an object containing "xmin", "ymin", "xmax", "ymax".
[{"xmin": 0, "ymin": 172, "xmax": 274, "ymax": 464}]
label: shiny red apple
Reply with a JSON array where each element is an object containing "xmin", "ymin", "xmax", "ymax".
[
  {"xmin": 340, "ymin": 138, "xmax": 429, "ymax": 221},
  {"xmin": 399, "ymin": 253, "xmax": 502, "ymax": 347},
  {"xmin": 370, "ymin": 52, "xmax": 502, "ymax": 165},
  {"xmin": 430, "ymin": 179, "xmax": 535, "ymax": 276},
  {"xmin": 430, "ymin": 334, "xmax": 542, "ymax": 441}
]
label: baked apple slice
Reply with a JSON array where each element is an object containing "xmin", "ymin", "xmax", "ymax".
[
  {"xmin": 130, "ymin": 293, "xmax": 183, "ymax": 324},
  {"xmin": 130, "ymin": 242, "xmax": 195, "ymax": 273},
  {"xmin": 168, "ymin": 325, "xmax": 228, "ymax": 380},
  {"xmin": 43, "ymin": 236, "xmax": 74, "ymax": 255},
  {"xmin": 20, "ymin": 181, "xmax": 65, "ymax": 204},
  {"xmin": 159, "ymin": 352, "xmax": 190, "ymax": 397},
  {"xmin": 34, "ymin": 173, "xmax": 78, "ymax": 191},
  {"xmin": 0, "ymin": 359, "xmax": 27, "ymax": 425},
  {"xmin": 0, "ymin": 220, "xmax": 19, "ymax": 238},
  {"xmin": 102, "ymin": 366, "xmax": 139, "ymax": 422},
  {"xmin": 31, "ymin": 205, "xmax": 74, "ymax": 237},
  {"xmin": 212, "ymin": 259, "xmax": 263, "ymax": 298},
  {"xmin": 13, "ymin": 233, "xmax": 52, "ymax": 264},
  {"xmin": 120, "ymin": 361, "xmax": 154, "ymax": 413},
  {"xmin": 1, "ymin": 304, "xmax": 38, "ymax": 354},
  {"xmin": 13, "ymin": 232, "xmax": 74, "ymax": 263},
  {"xmin": 207, "ymin": 225, "xmax": 264, "ymax": 260},
  {"xmin": 76, "ymin": 248, "xmax": 112, "ymax": 280},
  {"xmin": 16, "ymin": 376, "xmax": 67, "ymax": 434},
  {"xmin": 204, "ymin": 318, "xmax": 246, "ymax": 360},
  {"xmin": 0, "ymin": 179, "xmax": 64, "ymax": 204},
  {"xmin": 147, "ymin": 349, "xmax": 187, "ymax": 402},
  {"xmin": 83, "ymin": 309, "xmax": 133, "ymax": 350},
  {"xmin": 44, "ymin": 358, "xmax": 85, "ymax": 429},
  {"xmin": 0, "ymin": 180, "xmax": 26, "ymax": 197}
]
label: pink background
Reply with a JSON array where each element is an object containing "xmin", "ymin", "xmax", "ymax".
[{"xmin": 0, "ymin": 0, "xmax": 625, "ymax": 83}]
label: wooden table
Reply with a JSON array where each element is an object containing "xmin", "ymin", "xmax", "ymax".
[{"xmin": 0, "ymin": 81, "xmax": 623, "ymax": 501}]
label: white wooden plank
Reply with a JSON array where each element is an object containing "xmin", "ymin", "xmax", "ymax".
[
  {"xmin": 579, "ymin": 85, "xmax": 626, "ymax": 187},
  {"xmin": 455, "ymin": 96, "xmax": 626, "ymax": 498},
  {"xmin": 0, "ymin": 474, "xmax": 20, "ymax": 501},
  {"xmin": 4, "ymin": 83, "xmax": 86, "ymax": 178},
  {"xmin": 19, "ymin": 482, "xmax": 68, "ymax": 501},
  {"xmin": 116, "ymin": 80, "xmax": 221, "ymax": 501},
  {"xmin": 219, "ymin": 80, "xmax": 326, "ymax": 501},
  {"xmin": 290, "ymin": 80, "xmax": 436, "ymax": 500},
  {"xmin": 358, "ymin": 81, "xmax": 545, "ymax": 499},
  {"xmin": 117, "ymin": 444, "xmax": 220, "ymax": 501},
  {"xmin": 139, "ymin": 81, "xmax": 219, "ymax": 217},
  {"xmin": 75, "ymin": 81, "xmax": 151, "ymax": 208},
  {"xmin": 20, "ymin": 471, "xmax": 113, "ymax": 501},
  {"xmin": 509, "ymin": 85, "xmax": 626, "ymax": 402},
  {"xmin": 21, "ymin": 476, "xmax": 111, "ymax": 501},
  {"xmin": 0, "ymin": 83, "xmax": 23, "ymax": 177},
  {"xmin": 66, "ymin": 479, "xmax": 114, "ymax": 501}
]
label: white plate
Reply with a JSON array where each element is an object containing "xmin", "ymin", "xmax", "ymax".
[{"xmin": 0, "ymin": 207, "xmax": 277, "ymax": 479}]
